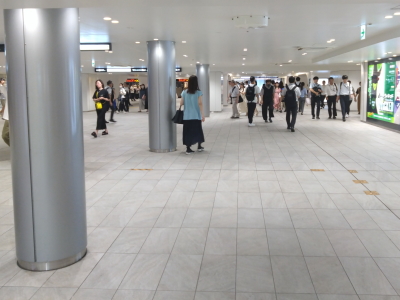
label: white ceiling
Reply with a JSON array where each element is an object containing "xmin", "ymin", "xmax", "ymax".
[{"xmin": 0, "ymin": 0, "xmax": 400, "ymax": 76}]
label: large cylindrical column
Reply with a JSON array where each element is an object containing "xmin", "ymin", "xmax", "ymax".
[
  {"xmin": 4, "ymin": 8, "xmax": 87, "ymax": 271},
  {"xmin": 196, "ymin": 64, "xmax": 210, "ymax": 117},
  {"xmin": 147, "ymin": 40, "xmax": 177, "ymax": 152}
]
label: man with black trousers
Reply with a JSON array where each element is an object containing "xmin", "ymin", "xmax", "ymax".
[
  {"xmin": 326, "ymin": 77, "xmax": 338, "ymax": 119},
  {"xmin": 281, "ymin": 76, "xmax": 301, "ymax": 132},
  {"xmin": 246, "ymin": 76, "xmax": 260, "ymax": 127},
  {"xmin": 260, "ymin": 79, "xmax": 275, "ymax": 123},
  {"xmin": 337, "ymin": 75, "xmax": 355, "ymax": 122},
  {"xmin": 123, "ymin": 82, "xmax": 130, "ymax": 112},
  {"xmin": 106, "ymin": 80, "xmax": 117, "ymax": 123},
  {"xmin": 309, "ymin": 76, "xmax": 323, "ymax": 119}
]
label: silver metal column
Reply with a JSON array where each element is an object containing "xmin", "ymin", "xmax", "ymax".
[
  {"xmin": 196, "ymin": 64, "xmax": 210, "ymax": 117},
  {"xmin": 147, "ymin": 40, "xmax": 177, "ymax": 152},
  {"xmin": 4, "ymin": 8, "xmax": 87, "ymax": 271}
]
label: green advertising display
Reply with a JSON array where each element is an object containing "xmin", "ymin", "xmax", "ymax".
[{"xmin": 367, "ymin": 60, "xmax": 399, "ymax": 125}]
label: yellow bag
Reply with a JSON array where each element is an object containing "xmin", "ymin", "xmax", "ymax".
[{"xmin": 95, "ymin": 102, "xmax": 102, "ymax": 110}]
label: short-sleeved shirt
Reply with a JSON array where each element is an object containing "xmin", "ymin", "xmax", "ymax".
[
  {"xmin": 281, "ymin": 83, "xmax": 301, "ymax": 101},
  {"xmin": 182, "ymin": 90, "xmax": 203, "ymax": 120},
  {"xmin": 300, "ymin": 88, "xmax": 308, "ymax": 98},
  {"xmin": 245, "ymin": 84, "xmax": 261, "ymax": 103},
  {"xmin": 92, "ymin": 89, "xmax": 109, "ymax": 105}
]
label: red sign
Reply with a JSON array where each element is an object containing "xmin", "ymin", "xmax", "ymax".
[
  {"xmin": 177, "ymin": 79, "xmax": 188, "ymax": 82},
  {"xmin": 126, "ymin": 78, "xmax": 139, "ymax": 83}
]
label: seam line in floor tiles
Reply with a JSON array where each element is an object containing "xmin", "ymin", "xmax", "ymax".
[{"xmin": 296, "ymin": 127, "xmax": 400, "ymax": 221}]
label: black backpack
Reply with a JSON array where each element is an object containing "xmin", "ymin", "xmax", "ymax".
[
  {"xmin": 246, "ymin": 85, "xmax": 256, "ymax": 101},
  {"xmin": 284, "ymin": 85, "xmax": 297, "ymax": 108}
]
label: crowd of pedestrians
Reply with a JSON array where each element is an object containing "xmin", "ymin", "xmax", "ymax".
[{"xmin": 228, "ymin": 75, "xmax": 359, "ymax": 131}]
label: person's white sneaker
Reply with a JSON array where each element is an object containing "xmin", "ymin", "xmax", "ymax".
[
  {"xmin": 346, "ymin": 114, "xmax": 349, "ymax": 118},
  {"xmin": 248, "ymin": 123, "xmax": 255, "ymax": 127}
]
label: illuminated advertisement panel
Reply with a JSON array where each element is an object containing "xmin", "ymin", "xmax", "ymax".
[{"xmin": 367, "ymin": 58, "xmax": 400, "ymax": 130}]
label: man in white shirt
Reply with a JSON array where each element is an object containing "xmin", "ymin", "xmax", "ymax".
[
  {"xmin": 326, "ymin": 77, "xmax": 338, "ymax": 119},
  {"xmin": 321, "ymin": 80, "xmax": 328, "ymax": 108},
  {"xmin": 309, "ymin": 76, "xmax": 323, "ymax": 119},
  {"xmin": 336, "ymin": 75, "xmax": 356, "ymax": 122},
  {"xmin": 245, "ymin": 76, "xmax": 260, "ymax": 126},
  {"xmin": 229, "ymin": 81, "xmax": 240, "ymax": 118},
  {"xmin": 281, "ymin": 76, "xmax": 301, "ymax": 132}
]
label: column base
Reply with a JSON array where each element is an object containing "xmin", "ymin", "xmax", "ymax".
[
  {"xmin": 17, "ymin": 248, "xmax": 87, "ymax": 271},
  {"xmin": 150, "ymin": 148, "xmax": 177, "ymax": 153}
]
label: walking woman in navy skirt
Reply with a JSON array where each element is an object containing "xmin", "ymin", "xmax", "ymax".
[{"xmin": 180, "ymin": 75, "xmax": 205, "ymax": 155}]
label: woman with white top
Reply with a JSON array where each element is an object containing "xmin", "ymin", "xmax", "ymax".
[{"xmin": 117, "ymin": 83, "xmax": 126, "ymax": 113}]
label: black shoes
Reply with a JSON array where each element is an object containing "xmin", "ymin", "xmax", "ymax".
[
  {"xmin": 343, "ymin": 118, "xmax": 346, "ymax": 122},
  {"xmin": 317, "ymin": 116, "xmax": 320, "ymax": 119},
  {"xmin": 269, "ymin": 119, "xmax": 273, "ymax": 123},
  {"xmin": 105, "ymin": 121, "xmax": 109, "ymax": 124},
  {"xmin": 312, "ymin": 116, "xmax": 315, "ymax": 119},
  {"xmin": 110, "ymin": 119, "xmax": 117, "ymax": 123},
  {"xmin": 265, "ymin": 120, "xmax": 268, "ymax": 123},
  {"xmin": 102, "ymin": 131, "xmax": 108, "ymax": 135},
  {"xmin": 186, "ymin": 148, "xmax": 195, "ymax": 155},
  {"xmin": 329, "ymin": 116, "xmax": 332, "ymax": 119},
  {"xmin": 198, "ymin": 146, "xmax": 205, "ymax": 152},
  {"xmin": 91, "ymin": 132, "xmax": 97, "ymax": 138},
  {"xmin": 291, "ymin": 128, "xmax": 295, "ymax": 132},
  {"xmin": 287, "ymin": 126, "xmax": 291, "ymax": 130},
  {"xmin": 333, "ymin": 116, "xmax": 336, "ymax": 119}
]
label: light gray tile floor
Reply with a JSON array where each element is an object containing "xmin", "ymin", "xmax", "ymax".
[{"xmin": 0, "ymin": 103, "xmax": 400, "ymax": 299}]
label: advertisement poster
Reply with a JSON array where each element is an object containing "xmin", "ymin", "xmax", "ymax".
[{"xmin": 367, "ymin": 61, "xmax": 399, "ymax": 124}]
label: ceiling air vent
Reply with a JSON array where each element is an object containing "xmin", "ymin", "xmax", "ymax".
[
  {"xmin": 233, "ymin": 16, "xmax": 269, "ymax": 29},
  {"xmin": 294, "ymin": 46, "xmax": 332, "ymax": 53}
]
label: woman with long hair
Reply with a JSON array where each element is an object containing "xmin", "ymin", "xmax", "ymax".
[
  {"xmin": 92, "ymin": 79, "xmax": 110, "ymax": 138},
  {"xmin": 274, "ymin": 82, "xmax": 282, "ymax": 112},
  {"xmin": 180, "ymin": 75, "xmax": 205, "ymax": 154}
]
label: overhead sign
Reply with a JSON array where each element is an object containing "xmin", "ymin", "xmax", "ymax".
[
  {"xmin": 126, "ymin": 78, "xmax": 139, "ymax": 83},
  {"xmin": 177, "ymin": 79, "xmax": 188, "ymax": 82},
  {"xmin": 176, "ymin": 67, "xmax": 182, "ymax": 72},
  {"xmin": 360, "ymin": 25, "xmax": 366, "ymax": 40},
  {"xmin": 131, "ymin": 68, "xmax": 148, "ymax": 72},
  {"xmin": 94, "ymin": 68, "xmax": 107, "ymax": 72}
]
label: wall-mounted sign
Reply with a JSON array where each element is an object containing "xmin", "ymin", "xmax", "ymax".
[
  {"xmin": 94, "ymin": 68, "xmax": 107, "ymax": 72},
  {"xmin": 177, "ymin": 79, "xmax": 188, "ymax": 82},
  {"xmin": 81, "ymin": 43, "xmax": 112, "ymax": 51},
  {"xmin": 176, "ymin": 67, "xmax": 182, "ymax": 72},
  {"xmin": 360, "ymin": 25, "xmax": 366, "ymax": 40},
  {"xmin": 126, "ymin": 78, "xmax": 139, "ymax": 83},
  {"xmin": 131, "ymin": 68, "xmax": 148, "ymax": 72}
]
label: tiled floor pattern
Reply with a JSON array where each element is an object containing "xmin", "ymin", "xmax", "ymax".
[{"xmin": 1, "ymin": 103, "xmax": 400, "ymax": 300}]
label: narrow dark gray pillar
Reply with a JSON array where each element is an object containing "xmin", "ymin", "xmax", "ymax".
[
  {"xmin": 147, "ymin": 40, "xmax": 177, "ymax": 152},
  {"xmin": 4, "ymin": 8, "xmax": 87, "ymax": 271},
  {"xmin": 196, "ymin": 64, "xmax": 210, "ymax": 117}
]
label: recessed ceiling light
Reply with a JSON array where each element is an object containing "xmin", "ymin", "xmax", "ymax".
[
  {"xmin": 154, "ymin": 38, "xmax": 159, "ymax": 41},
  {"xmin": 385, "ymin": 16, "xmax": 393, "ymax": 19},
  {"xmin": 377, "ymin": 58, "xmax": 381, "ymax": 60},
  {"xmin": 243, "ymin": 48, "xmax": 247, "ymax": 51},
  {"xmin": 280, "ymin": 65, "xmax": 282, "ymax": 66},
  {"xmin": 81, "ymin": 65, "xmax": 84, "ymax": 67},
  {"xmin": 356, "ymin": 64, "xmax": 360, "ymax": 65},
  {"xmin": 365, "ymin": 60, "xmax": 368, "ymax": 62},
  {"xmin": 103, "ymin": 17, "xmax": 112, "ymax": 21},
  {"xmin": 327, "ymin": 41, "xmax": 332, "ymax": 43},
  {"xmin": 330, "ymin": 39, "xmax": 335, "ymax": 41},
  {"xmin": 242, "ymin": 72, "xmax": 244, "ymax": 73},
  {"xmin": 395, "ymin": 12, "xmax": 400, "ymax": 15},
  {"xmin": 182, "ymin": 41, "xmax": 186, "ymax": 43},
  {"xmin": 213, "ymin": 64, "xmax": 215, "ymax": 65},
  {"xmin": 348, "ymin": 60, "xmax": 353, "ymax": 62},
  {"xmin": 243, "ymin": 58, "xmax": 246, "ymax": 60},
  {"xmin": 108, "ymin": 51, "xmax": 113, "ymax": 53},
  {"xmin": 288, "ymin": 60, "xmax": 292, "ymax": 62},
  {"xmin": 302, "ymin": 53, "xmax": 307, "ymax": 55},
  {"xmin": 105, "ymin": 62, "xmax": 110, "ymax": 64},
  {"xmin": 388, "ymin": 52, "xmax": 392, "ymax": 53},
  {"xmin": 197, "ymin": 61, "xmax": 200, "ymax": 63},
  {"xmin": 111, "ymin": 20, "xmax": 119, "ymax": 23},
  {"xmin": 183, "ymin": 55, "xmax": 188, "ymax": 57},
  {"xmin": 242, "ymin": 64, "xmax": 245, "ymax": 65},
  {"xmin": 135, "ymin": 41, "xmax": 140, "ymax": 44}
]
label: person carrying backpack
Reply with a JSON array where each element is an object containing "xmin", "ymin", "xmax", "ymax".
[
  {"xmin": 281, "ymin": 76, "xmax": 301, "ymax": 132},
  {"xmin": 245, "ymin": 76, "xmax": 261, "ymax": 126}
]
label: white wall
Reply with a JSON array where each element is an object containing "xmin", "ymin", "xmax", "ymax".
[
  {"xmin": 210, "ymin": 71, "xmax": 222, "ymax": 112},
  {"xmin": 81, "ymin": 73, "xmax": 148, "ymax": 112}
]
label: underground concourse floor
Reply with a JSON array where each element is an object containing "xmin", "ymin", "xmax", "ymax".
[{"xmin": 1, "ymin": 102, "xmax": 400, "ymax": 300}]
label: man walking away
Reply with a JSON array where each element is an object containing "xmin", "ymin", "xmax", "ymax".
[
  {"xmin": 337, "ymin": 75, "xmax": 355, "ymax": 122},
  {"xmin": 321, "ymin": 80, "xmax": 327, "ymax": 108},
  {"xmin": 260, "ymin": 79, "xmax": 274, "ymax": 123},
  {"xmin": 229, "ymin": 81, "xmax": 240, "ymax": 118},
  {"xmin": 123, "ymin": 83, "xmax": 130, "ymax": 112},
  {"xmin": 309, "ymin": 76, "xmax": 322, "ymax": 119},
  {"xmin": 295, "ymin": 77, "xmax": 301, "ymax": 87},
  {"xmin": 281, "ymin": 76, "xmax": 301, "ymax": 132},
  {"xmin": 246, "ymin": 76, "xmax": 261, "ymax": 126},
  {"xmin": 326, "ymin": 77, "xmax": 338, "ymax": 119},
  {"xmin": 106, "ymin": 80, "xmax": 117, "ymax": 123}
]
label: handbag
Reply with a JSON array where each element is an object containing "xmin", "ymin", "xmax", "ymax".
[
  {"xmin": 239, "ymin": 95, "xmax": 243, "ymax": 103},
  {"xmin": 95, "ymin": 102, "xmax": 102, "ymax": 110},
  {"xmin": 305, "ymin": 97, "xmax": 311, "ymax": 105},
  {"xmin": 172, "ymin": 107, "xmax": 184, "ymax": 124}
]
